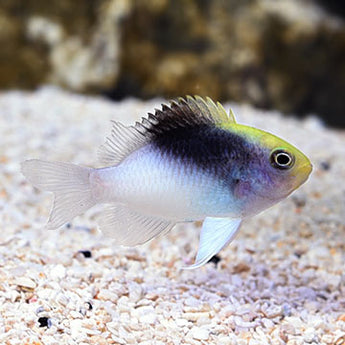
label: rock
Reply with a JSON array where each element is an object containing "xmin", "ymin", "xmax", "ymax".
[
  {"xmin": 1, "ymin": 1, "xmax": 345, "ymax": 125},
  {"xmin": 119, "ymin": 0, "xmax": 345, "ymax": 127},
  {"xmin": 0, "ymin": 0, "xmax": 130, "ymax": 91}
]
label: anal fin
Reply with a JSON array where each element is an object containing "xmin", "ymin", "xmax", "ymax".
[
  {"xmin": 183, "ymin": 217, "xmax": 242, "ymax": 269},
  {"xmin": 99, "ymin": 204, "xmax": 175, "ymax": 246}
]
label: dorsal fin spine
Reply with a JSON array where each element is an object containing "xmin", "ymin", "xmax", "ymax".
[
  {"xmin": 216, "ymin": 101, "xmax": 231, "ymax": 122},
  {"xmin": 194, "ymin": 96, "xmax": 212, "ymax": 120},
  {"xmin": 98, "ymin": 96, "xmax": 236, "ymax": 166}
]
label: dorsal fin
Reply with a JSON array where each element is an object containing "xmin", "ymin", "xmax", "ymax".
[
  {"xmin": 98, "ymin": 96, "xmax": 236, "ymax": 165},
  {"xmin": 98, "ymin": 121, "xmax": 148, "ymax": 165}
]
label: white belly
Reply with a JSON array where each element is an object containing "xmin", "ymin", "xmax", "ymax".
[{"xmin": 91, "ymin": 145, "xmax": 237, "ymax": 220}]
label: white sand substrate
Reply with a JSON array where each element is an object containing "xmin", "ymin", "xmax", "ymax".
[{"xmin": 0, "ymin": 87, "xmax": 344, "ymax": 344}]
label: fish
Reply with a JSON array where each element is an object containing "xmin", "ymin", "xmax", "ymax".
[{"xmin": 21, "ymin": 96, "xmax": 312, "ymax": 269}]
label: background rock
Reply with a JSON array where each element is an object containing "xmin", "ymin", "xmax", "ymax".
[
  {"xmin": 0, "ymin": 0, "xmax": 130, "ymax": 91},
  {"xmin": 1, "ymin": 0, "xmax": 345, "ymax": 126}
]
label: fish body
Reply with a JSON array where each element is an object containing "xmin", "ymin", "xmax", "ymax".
[
  {"xmin": 22, "ymin": 96, "xmax": 312, "ymax": 268},
  {"xmin": 92, "ymin": 144, "xmax": 238, "ymax": 220}
]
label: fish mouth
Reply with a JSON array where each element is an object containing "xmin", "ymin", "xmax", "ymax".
[
  {"xmin": 287, "ymin": 161, "xmax": 313, "ymax": 194},
  {"xmin": 294, "ymin": 162, "xmax": 313, "ymax": 182},
  {"xmin": 265, "ymin": 162, "xmax": 313, "ymax": 199}
]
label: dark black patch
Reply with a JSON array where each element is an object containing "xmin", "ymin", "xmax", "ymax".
[
  {"xmin": 38, "ymin": 317, "xmax": 51, "ymax": 328},
  {"xmin": 316, "ymin": 0, "xmax": 345, "ymax": 19},
  {"xmin": 78, "ymin": 250, "xmax": 92, "ymax": 258},
  {"xmin": 320, "ymin": 161, "xmax": 331, "ymax": 171},
  {"xmin": 86, "ymin": 301, "xmax": 93, "ymax": 310},
  {"xmin": 152, "ymin": 124, "xmax": 253, "ymax": 183},
  {"xmin": 207, "ymin": 254, "xmax": 221, "ymax": 266},
  {"xmin": 294, "ymin": 251, "xmax": 303, "ymax": 259},
  {"xmin": 292, "ymin": 195, "xmax": 306, "ymax": 208}
]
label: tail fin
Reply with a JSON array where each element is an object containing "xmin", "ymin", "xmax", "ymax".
[{"xmin": 21, "ymin": 159, "xmax": 95, "ymax": 229}]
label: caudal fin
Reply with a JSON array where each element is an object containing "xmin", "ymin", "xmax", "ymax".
[{"xmin": 21, "ymin": 159, "xmax": 95, "ymax": 229}]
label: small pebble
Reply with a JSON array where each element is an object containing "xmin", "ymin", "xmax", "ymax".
[
  {"xmin": 282, "ymin": 303, "xmax": 292, "ymax": 317},
  {"xmin": 85, "ymin": 301, "xmax": 93, "ymax": 310},
  {"xmin": 38, "ymin": 317, "xmax": 51, "ymax": 328},
  {"xmin": 320, "ymin": 161, "xmax": 331, "ymax": 171},
  {"xmin": 303, "ymin": 327, "xmax": 318, "ymax": 343},
  {"xmin": 70, "ymin": 310, "xmax": 83, "ymax": 319},
  {"xmin": 218, "ymin": 336, "xmax": 233, "ymax": 345},
  {"xmin": 190, "ymin": 327, "xmax": 209, "ymax": 340},
  {"xmin": 207, "ymin": 255, "xmax": 221, "ymax": 266},
  {"xmin": 175, "ymin": 318, "xmax": 189, "ymax": 327},
  {"xmin": 128, "ymin": 282, "xmax": 143, "ymax": 302},
  {"xmin": 51, "ymin": 264, "xmax": 66, "ymax": 280},
  {"xmin": 78, "ymin": 250, "xmax": 92, "ymax": 258},
  {"xmin": 139, "ymin": 312, "xmax": 157, "ymax": 325},
  {"xmin": 35, "ymin": 306, "xmax": 45, "ymax": 314},
  {"xmin": 14, "ymin": 277, "xmax": 36, "ymax": 290},
  {"xmin": 292, "ymin": 194, "xmax": 307, "ymax": 208}
]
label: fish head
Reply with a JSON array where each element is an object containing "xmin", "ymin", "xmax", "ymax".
[
  {"xmin": 229, "ymin": 124, "xmax": 313, "ymax": 216},
  {"xmin": 262, "ymin": 131, "xmax": 312, "ymax": 192}
]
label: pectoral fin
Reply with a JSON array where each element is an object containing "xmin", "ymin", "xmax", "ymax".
[{"xmin": 183, "ymin": 217, "xmax": 242, "ymax": 269}]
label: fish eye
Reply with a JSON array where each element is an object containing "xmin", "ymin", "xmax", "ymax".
[{"xmin": 270, "ymin": 149, "xmax": 295, "ymax": 170}]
